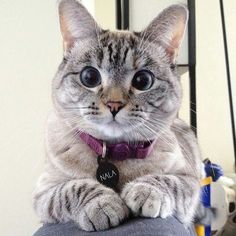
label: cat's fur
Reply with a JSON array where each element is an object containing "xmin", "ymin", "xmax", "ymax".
[{"xmin": 33, "ymin": 0, "xmax": 203, "ymax": 231}]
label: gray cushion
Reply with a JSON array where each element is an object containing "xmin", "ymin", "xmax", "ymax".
[{"xmin": 34, "ymin": 217, "xmax": 196, "ymax": 236}]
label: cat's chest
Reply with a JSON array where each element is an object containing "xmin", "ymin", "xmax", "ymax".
[
  {"xmin": 77, "ymin": 149, "xmax": 182, "ymax": 188},
  {"xmin": 115, "ymin": 152, "xmax": 181, "ymax": 187},
  {"xmin": 55, "ymin": 138, "xmax": 184, "ymax": 186}
]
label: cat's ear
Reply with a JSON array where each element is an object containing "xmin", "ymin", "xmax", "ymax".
[
  {"xmin": 141, "ymin": 4, "xmax": 188, "ymax": 63},
  {"xmin": 58, "ymin": 0, "xmax": 101, "ymax": 52}
]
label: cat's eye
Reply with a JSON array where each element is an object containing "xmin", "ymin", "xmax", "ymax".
[
  {"xmin": 132, "ymin": 70, "xmax": 154, "ymax": 91},
  {"xmin": 80, "ymin": 66, "xmax": 101, "ymax": 88}
]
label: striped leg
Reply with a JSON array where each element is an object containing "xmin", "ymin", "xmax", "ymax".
[
  {"xmin": 121, "ymin": 174, "xmax": 200, "ymax": 225},
  {"xmin": 33, "ymin": 174, "xmax": 129, "ymax": 231}
]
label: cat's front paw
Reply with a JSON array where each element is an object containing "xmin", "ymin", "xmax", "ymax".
[
  {"xmin": 121, "ymin": 182, "xmax": 173, "ymax": 218},
  {"xmin": 77, "ymin": 192, "xmax": 129, "ymax": 231}
]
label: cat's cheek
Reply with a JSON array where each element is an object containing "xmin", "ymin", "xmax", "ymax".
[{"xmin": 159, "ymin": 99, "xmax": 176, "ymax": 114}]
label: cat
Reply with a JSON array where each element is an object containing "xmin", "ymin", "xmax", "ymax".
[{"xmin": 33, "ymin": 0, "xmax": 203, "ymax": 232}]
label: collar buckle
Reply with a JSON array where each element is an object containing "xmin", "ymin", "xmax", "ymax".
[{"xmin": 102, "ymin": 141, "xmax": 107, "ymax": 158}]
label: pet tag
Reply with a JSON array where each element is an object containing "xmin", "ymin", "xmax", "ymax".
[{"xmin": 96, "ymin": 156, "xmax": 119, "ymax": 189}]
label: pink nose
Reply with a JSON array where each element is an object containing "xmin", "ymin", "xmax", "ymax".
[{"xmin": 106, "ymin": 101, "xmax": 124, "ymax": 117}]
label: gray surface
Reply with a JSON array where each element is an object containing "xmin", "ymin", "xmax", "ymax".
[{"xmin": 34, "ymin": 217, "xmax": 196, "ymax": 236}]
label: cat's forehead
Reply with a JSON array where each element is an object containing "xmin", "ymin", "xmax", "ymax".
[
  {"xmin": 70, "ymin": 30, "xmax": 161, "ymax": 74},
  {"xmin": 98, "ymin": 30, "xmax": 148, "ymax": 71},
  {"xmin": 100, "ymin": 30, "xmax": 138, "ymax": 46}
]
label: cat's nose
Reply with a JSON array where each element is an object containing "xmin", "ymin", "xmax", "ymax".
[{"xmin": 106, "ymin": 101, "xmax": 125, "ymax": 117}]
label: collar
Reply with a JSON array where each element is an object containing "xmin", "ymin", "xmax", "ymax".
[{"xmin": 79, "ymin": 132, "xmax": 155, "ymax": 161}]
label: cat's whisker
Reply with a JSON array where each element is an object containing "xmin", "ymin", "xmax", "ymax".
[
  {"xmin": 53, "ymin": 124, "xmax": 90, "ymax": 154},
  {"xmin": 140, "ymin": 119, "xmax": 198, "ymax": 177},
  {"xmin": 59, "ymin": 108, "xmax": 93, "ymax": 113},
  {"xmin": 49, "ymin": 119, "xmax": 88, "ymax": 148},
  {"xmin": 144, "ymin": 115, "xmax": 195, "ymax": 136},
  {"xmin": 58, "ymin": 118, "xmax": 86, "ymax": 126},
  {"xmin": 127, "ymin": 120, "xmax": 148, "ymax": 144}
]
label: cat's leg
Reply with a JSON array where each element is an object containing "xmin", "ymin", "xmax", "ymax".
[
  {"xmin": 121, "ymin": 174, "xmax": 200, "ymax": 225},
  {"xmin": 33, "ymin": 173, "xmax": 129, "ymax": 231}
]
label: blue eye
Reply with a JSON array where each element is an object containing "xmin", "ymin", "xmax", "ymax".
[
  {"xmin": 132, "ymin": 70, "xmax": 154, "ymax": 91},
  {"xmin": 80, "ymin": 66, "xmax": 101, "ymax": 88}
]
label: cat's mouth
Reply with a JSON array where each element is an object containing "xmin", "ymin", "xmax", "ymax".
[{"xmin": 107, "ymin": 120, "xmax": 121, "ymax": 126}]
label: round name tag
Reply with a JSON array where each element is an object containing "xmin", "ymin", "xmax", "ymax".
[{"xmin": 96, "ymin": 162, "xmax": 119, "ymax": 189}]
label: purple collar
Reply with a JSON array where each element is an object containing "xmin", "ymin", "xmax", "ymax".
[{"xmin": 79, "ymin": 132, "xmax": 155, "ymax": 161}]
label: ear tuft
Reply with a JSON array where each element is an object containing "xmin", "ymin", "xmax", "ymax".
[
  {"xmin": 141, "ymin": 4, "xmax": 188, "ymax": 63},
  {"xmin": 58, "ymin": 0, "xmax": 101, "ymax": 52}
]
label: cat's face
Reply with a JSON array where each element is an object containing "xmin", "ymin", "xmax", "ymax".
[{"xmin": 53, "ymin": 0, "xmax": 188, "ymax": 142}]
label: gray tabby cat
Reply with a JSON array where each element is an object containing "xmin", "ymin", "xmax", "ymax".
[{"xmin": 33, "ymin": 0, "xmax": 203, "ymax": 231}]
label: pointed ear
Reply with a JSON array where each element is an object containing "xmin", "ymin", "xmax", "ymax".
[
  {"xmin": 141, "ymin": 4, "xmax": 188, "ymax": 63},
  {"xmin": 58, "ymin": 0, "xmax": 101, "ymax": 52}
]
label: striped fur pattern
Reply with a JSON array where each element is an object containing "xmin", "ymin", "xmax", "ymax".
[{"xmin": 33, "ymin": 0, "xmax": 203, "ymax": 231}]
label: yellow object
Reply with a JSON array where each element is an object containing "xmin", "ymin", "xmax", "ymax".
[
  {"xmin": 195, "ymin": 176, "xmax": 213, "ymax": 236},
  {"xmin": 195, "ymin": 225, "xmax": 205, "ymax": 236},
  {"xmin": 200, "ymin": 176, "xmax": 212, "ymax": 186}
]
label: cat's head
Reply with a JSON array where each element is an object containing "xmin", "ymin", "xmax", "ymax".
[{"xmin": 53, "ymin": 0, "xmax": 188, "ymax": 142}]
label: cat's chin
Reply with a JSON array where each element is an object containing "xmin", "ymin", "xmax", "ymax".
[
  {"xmin": 96, "ymin": 121, "xmax": 126, "ymax": 139},
  {"xmin": 90, "ymin": 120, "xmax": 159, "ymax": 142}
]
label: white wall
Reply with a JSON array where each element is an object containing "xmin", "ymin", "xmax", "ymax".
[
  {"xmin": 0, "ymin": 0, "xmax": 62, "ymax": 235},
  {"xmin": 195, "ymin": 0, "xmax": 235, "ymax": 172},
  {"xmin": 224, "ymin": 0, "xmax": 236, "ymax": 124},
  {"xmin": 0, "ymin": 0, "xmax": 235, "ymax": 235}
]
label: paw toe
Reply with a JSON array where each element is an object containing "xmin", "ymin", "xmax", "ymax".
[{"xmin": 141, "ymin": 192, "xmax": 161, "ymax": 218}]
